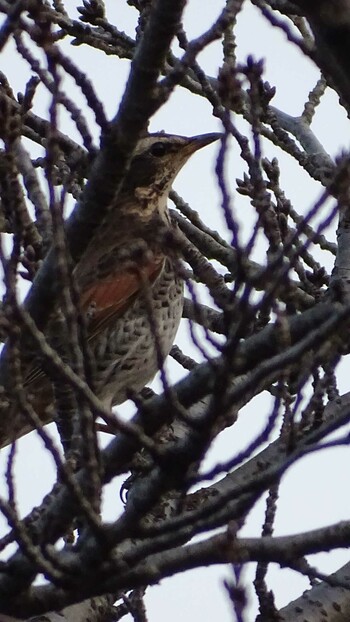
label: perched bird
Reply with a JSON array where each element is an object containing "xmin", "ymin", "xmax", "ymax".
[{"xmin": 0, "ymin": 132, "xmax": 220, "ymax": 447}]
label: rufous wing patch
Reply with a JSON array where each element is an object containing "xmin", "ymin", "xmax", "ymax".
[{"xmin": 80, "ymin": 256, "xmax": 164, "ymax": 339}]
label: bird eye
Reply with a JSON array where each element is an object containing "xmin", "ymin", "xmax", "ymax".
[{"xmin": 149, "ymin": 142, "xmax": 167, "ymax": 157}]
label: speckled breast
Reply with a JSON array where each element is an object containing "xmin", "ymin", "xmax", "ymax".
[{"xmin": 90, "ymin": 258, "xmax": 184, "ymax": 408}]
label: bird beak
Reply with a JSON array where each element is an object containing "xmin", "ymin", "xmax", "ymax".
[{"xmin": 184, "ymin": 132, "xmax": 222, "ymax": 156}]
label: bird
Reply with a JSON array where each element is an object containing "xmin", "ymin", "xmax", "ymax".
[{"xmin": 0, "ymin": 131, "xmax": 220, "ymax": 447}]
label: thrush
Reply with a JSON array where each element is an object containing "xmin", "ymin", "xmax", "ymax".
[{"xmin": 0, "ymin": 131, "xmax": 220, "ymax": 447}]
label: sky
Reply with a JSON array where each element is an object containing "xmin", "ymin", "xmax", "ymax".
[{"xmin": 1, "ymin": 1, "xmax": 350, "ymax": 620}]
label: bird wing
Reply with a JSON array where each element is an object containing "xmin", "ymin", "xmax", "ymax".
[
  {"xmin": 80, "ymin": 255, "xmax": 164, "ymax": 339},
  {"xmin": 24, "ymin": 255, "xmax": 164, "ymax": 387}
]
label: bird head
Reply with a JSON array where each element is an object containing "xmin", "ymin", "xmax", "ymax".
[{"xmin": 121, "ymin": 132, "xmax": 221, "ymax": 219}]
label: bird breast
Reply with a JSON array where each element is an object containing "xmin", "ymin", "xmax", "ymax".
[{"xmin": 90, "ymin": 257, "xmax": 184, "ymax": 408}]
